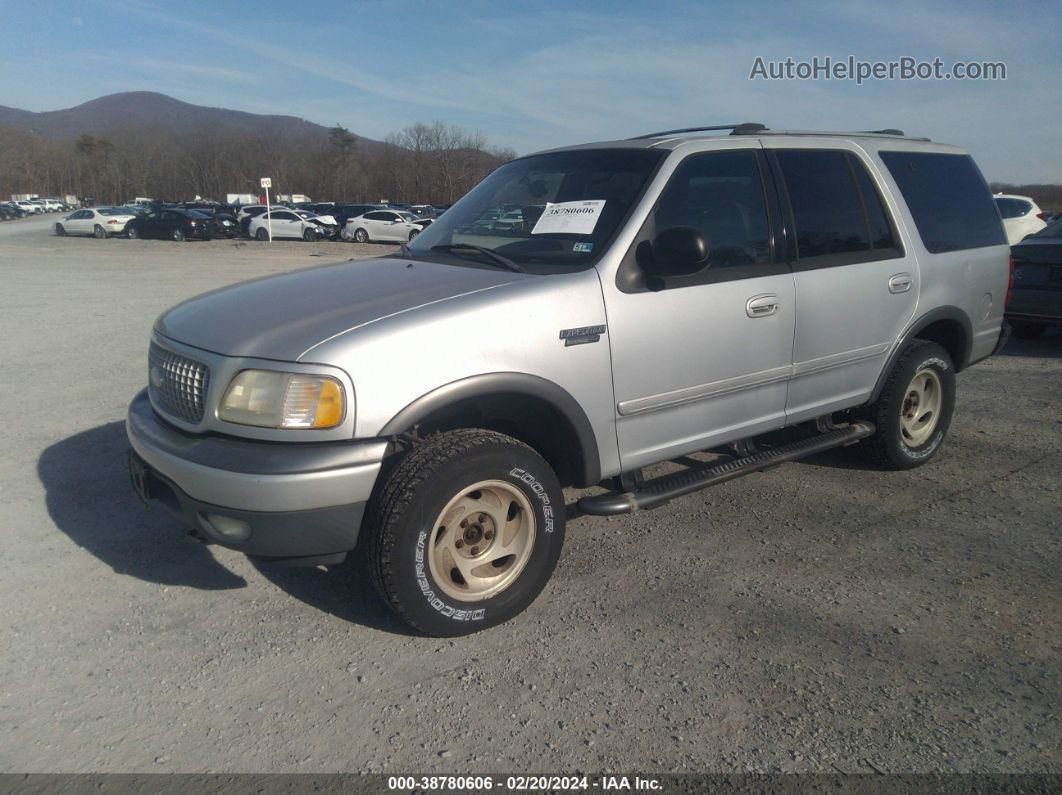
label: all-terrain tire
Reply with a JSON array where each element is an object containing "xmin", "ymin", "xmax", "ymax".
[
  {"xmin": 364, "ymin": 429, "xmax": 565, "ymax": 636},
  {"xmin": 859, "ymin": 340, "xmax": 955, "ymax": 470}
]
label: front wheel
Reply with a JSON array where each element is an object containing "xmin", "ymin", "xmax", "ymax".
[
  {"xmin": 172, "ymin": 228, "xmax": 185, "ymax": 242},
  {"xmin": 408, "ymin": 229, "xmax": 420, "ymax": 241},
  {"xmin": 94, "ymin": 224, "xmax": 107, "ymax": 239},
  {"xmin": 303, "ymin": 227, "xmax": 316, "ymax": 242},
  {"xmin": 365, "ymin": 429, "xmax": 565, "ymax": 636},
  {"xmin": 55, "ymin": 223, "xmax": 66, "ymax": 236},
  {"xmin": 126, "ymin": 225, "xmax": 138, "ymax": 239},
  {"xmin": 859, "ymin": 340, "xmax": 955, "ymax": 470}
]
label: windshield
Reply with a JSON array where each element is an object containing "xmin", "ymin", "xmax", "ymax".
[{"xmin": 407, "ymin": 148, "xmax": 665, "ymax": 271}]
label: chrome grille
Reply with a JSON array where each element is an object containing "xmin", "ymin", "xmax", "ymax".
[{"xmin": 148, "ymin": 342, "xmax": 210, "ymax": 423}]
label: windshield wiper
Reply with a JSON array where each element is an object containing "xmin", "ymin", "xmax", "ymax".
[{"xmin": 430, "ymin": 243, "xmax": 525, "ymax": 273}]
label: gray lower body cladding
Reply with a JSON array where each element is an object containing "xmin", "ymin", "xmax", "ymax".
[{"xmin": 125, "ymin": 389, "xmax": 382, "ymax": 564}]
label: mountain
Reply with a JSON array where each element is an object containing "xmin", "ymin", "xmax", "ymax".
[{"xmin": 0, "ymin": 91, "xmax": 367, "ymax": 143}]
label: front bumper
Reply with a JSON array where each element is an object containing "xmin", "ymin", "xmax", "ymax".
[{"xmin": 126, "ymin": 390, "xmax": 386, "ymax": 563}]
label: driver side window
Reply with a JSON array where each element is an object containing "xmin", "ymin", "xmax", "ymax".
[{"xmin": 654, "ymin": 150, "xmax": 771, "ymax": 268}]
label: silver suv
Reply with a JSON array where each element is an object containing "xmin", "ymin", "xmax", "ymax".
[{"xmin": 127, "ymin": 123, "xmax": 1011, "ymax": 635}]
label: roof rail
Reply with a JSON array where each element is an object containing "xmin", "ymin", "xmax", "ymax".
[
  {"xmin": 858, "ymin": 128, "xmax": 905, "ymax": 136},
  {"xmin": 629, "ymin": 123, "xmax": 767, "ymax": 140}
]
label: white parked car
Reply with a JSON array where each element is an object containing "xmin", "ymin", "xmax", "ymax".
[
  {"xmin": 342, "ymin": 209, "xmax": 423, "ymax": 243},
  {"xmin": 39, "ymin": 199, "xmax": 64, "ymax": 212},
  {"xmin": 994, "ymin": 194, "xmax": 1048, "ymax": 244},
  {"xmin": 55, "ymin": 207, "xmax": 138, "ymax": 238},
  {"xmin": 248, "ymin": 209, "xmax": 328, "ymax": 241},
  {"xmin": 14, "ymin": 200, "xmax": 42, "ymax": 214}
]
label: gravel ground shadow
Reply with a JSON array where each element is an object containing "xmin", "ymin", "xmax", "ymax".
[
  {"xmin": 251, "ymin": 554, "xmax": 418, "ymax": 636},
  {"xmin": 37, "ymin": 421, "xmax": 247, "ymax": 589}
]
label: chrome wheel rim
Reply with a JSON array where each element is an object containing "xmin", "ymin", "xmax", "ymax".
[
  {"xmin": 427, "ymin": 480, "xmax": 536, "ymax": 602},
  {"xmin": 900, "ymin": 367, "xmax": 943, "ymax": 446}
]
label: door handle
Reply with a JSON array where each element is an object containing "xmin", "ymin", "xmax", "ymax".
[
  {"xmin": 746, "ymin": 294, "xmax": 779, "ymax": 318},
  {"xmin": 889, "ymin": 273, "xmax": 913, "ymax": 294}
]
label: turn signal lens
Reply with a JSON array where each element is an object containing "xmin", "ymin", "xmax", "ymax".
[{"xmin": 219, "ymin": 370, "xmax": 345, "ymax": 429}]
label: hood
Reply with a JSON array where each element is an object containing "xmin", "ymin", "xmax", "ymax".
[{"xmin": 155, "ymin": 256, "xmax": 524, "ymax": 361}]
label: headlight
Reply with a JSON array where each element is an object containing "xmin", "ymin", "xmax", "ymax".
[{"xmin": 218, "ymin": 370, "xmax": 345, "ymax": 429}]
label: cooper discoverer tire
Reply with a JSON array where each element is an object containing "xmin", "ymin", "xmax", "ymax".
[
  {"xmin": 364, "ymin": 429, "xmax": 565, "ymax": 636},
  {"xmin": 860, "ymin": 339, "xmax": 955, "ymax": 470}
]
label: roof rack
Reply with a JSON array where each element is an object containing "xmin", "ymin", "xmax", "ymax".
[
  {"xmin": 629, "ymin": 125, "xmax": 930, "ymax": 142},
  {"xmin": 629, "ymin": 123, "xmax": 767, "ymax": 140}
]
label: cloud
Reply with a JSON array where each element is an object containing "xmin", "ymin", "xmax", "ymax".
[{"xmin": 81, "ymin": 53, "xmax": 259, "ymax": 84}]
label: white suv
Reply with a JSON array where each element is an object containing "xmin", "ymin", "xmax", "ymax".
[{"xmin": 994, "ymin": 193, "xmax": 1048, "ymax": 244}]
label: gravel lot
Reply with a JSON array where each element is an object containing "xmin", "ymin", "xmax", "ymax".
[{"xmin": 0, "ymin": 213, "xmax": 1058, "ymax": 775}]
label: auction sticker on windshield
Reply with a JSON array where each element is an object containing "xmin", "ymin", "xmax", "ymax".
[{"xmin": 531, "ymin": 200, "xmax": 605, "ymax": 235}]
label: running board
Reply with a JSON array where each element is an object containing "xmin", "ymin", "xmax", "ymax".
[{"xmin": 578, "ymin": 421, "xmax": 875, "ymax": 516}]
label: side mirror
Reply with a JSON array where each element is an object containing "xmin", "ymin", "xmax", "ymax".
[{"xmin": 644, "ymin": 226, "xmax": 710, "ymax": 278}]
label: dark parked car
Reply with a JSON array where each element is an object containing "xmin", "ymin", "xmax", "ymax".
[
  {"xmin": 0, "ymin": 203, "xmax": 24, "ymax": 220},
  {"xmin": 126, "ymin": 208, "xmax": 216, "ymax": 241},
  {"xmin": 1008, "ymin": 219, "xmax": 1062, "ymax": 337},
  {"xmin": 179, "ymin": 203, "xmax": 240, "ymax": 237}
]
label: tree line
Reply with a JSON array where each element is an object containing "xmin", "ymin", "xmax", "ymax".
[{"xmin": 0, "ymin": 121, "xmax": 517, "ymax": 206}]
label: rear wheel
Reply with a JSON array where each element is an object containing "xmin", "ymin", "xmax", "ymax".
[
  {"xmin": 93, "ymin": 224, "xmax": 107, "ymax": 239},
  {"xmin": 172, "ymin": 228, "xmax": 185, "ymax": 242},
  {"xmin": 54, "ymin": 223, "xmax": 66, "ymax": 236},
  {"xmin": 365, "ymin": 429, "xmax": 565, "ymax": 636},
  {"xmin": 255, "ymin": 227, "xmax": 268, "ymax": 241},
  {"xmin": 354, "ymin": 227, "xmax": 369, "ymax": 244},
  {"xmin": 859, "ymin": 340, "xmax": 955, "ymax": 470}
]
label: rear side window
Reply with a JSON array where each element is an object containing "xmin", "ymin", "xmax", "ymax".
[
  {"xmin": 776, "ymin": 150, "xmax": 869, "ymax": 258},
  {"xmin": 880, "ymin": 151, "xmax": 1005, "ymax": 252},
  {"xmin": 994, "ymin": 197, "xmax": 1032, "ymax": 219}
]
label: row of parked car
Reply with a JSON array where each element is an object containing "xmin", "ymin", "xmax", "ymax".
[
  {"xmin": 1, "ymin": 198, "xmax": 74, "ymax": 219},
  {"xmin": 50, "ymin": 200, "xmax": 447, "ymax": 243}
]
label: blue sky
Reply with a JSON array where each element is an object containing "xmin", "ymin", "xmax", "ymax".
[{"xmin": 1, "ymin": 0, "xmax": 1058, "ymax": 182}]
